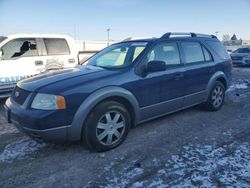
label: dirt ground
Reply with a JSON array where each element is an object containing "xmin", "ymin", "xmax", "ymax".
[{"xmin": 0, "ymin": 67, "xmax": 250, "ymax": 188}]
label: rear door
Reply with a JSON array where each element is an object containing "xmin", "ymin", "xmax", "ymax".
[{"xmin": 179, "ymin": 40, "xmax": 214, "ymax": 106}]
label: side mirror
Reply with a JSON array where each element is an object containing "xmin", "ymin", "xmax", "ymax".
[{"xmin": 146, "ymin": 60, "xmax": 166, "ymax": 72}]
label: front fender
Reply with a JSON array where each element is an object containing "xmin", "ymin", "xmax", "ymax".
[{"xmin": 68, "ymin": 86, "xmax": 140, "ymax": 141}]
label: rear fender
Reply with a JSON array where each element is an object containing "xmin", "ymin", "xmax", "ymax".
[{"xmin": 205, "ymin": 71, "xmax": 227, "ymax": 100}]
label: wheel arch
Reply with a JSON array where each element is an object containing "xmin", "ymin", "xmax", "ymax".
[
  {"xmin": 68, "ymin": 86, "xmax": 140, "ymax": 141},
  {"xmin": 205, "ymin": 71, "xmax": 228, "ymax": 100},
  {"xmin": 216, "ymin": 77, "xmax": 227, "ymax": 89},
  {"xmin": 102, "ymin": 96, "xmax": 137, "ymax": 127}
]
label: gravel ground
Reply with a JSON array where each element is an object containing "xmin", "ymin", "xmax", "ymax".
[{"xmin": 0, "ymin": 67, "xmax": 250, "ymax": 188}]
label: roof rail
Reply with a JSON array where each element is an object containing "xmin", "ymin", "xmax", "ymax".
[
  {"xmin": 194, "ymin": 33, "xmax": 217, "ymax": 38},
  {"xmin": 161, "ymin": 32, "xmax": 217, "ymax": 39},
  {"xmin": 122, "ymin": 37, "xmax": 156, "ymax": 41}
]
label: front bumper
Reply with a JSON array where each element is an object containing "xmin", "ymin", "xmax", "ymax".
[{"xmin": 4, "ymin": 98, "xmax": 72, "ymax": 143}]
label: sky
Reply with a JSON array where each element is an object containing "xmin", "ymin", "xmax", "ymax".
[{"xmin": 0, "ymin": 0, "xmax": 250, "ymax": 41}]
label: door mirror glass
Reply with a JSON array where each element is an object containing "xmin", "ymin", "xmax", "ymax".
[{"xmin": 146, "ymin": 60, "xmax": 166, "ymax": 72}]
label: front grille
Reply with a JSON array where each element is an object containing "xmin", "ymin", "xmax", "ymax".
[
  {"xmin": 11, "ymin": 87, "xmax": 30, "ymax": 105},
  {"xmin": 231, "ymin": 56, "xmax": 243, "ymax": 61}
]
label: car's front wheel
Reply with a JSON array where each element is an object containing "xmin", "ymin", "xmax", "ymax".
[
  {"xmin": 83, "ymin": 101, "xmax": 131, "ymax": 152},
  {"xmin": 205, "ymin": 81, "xmax": 225, "ymax": 111}
]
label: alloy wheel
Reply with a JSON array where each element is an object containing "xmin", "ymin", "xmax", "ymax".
[
  {"xmin": 212, "ymin": 85, "xmax": 224, "ymax": 108},
  {"xmin": 96, "ymin": 111, "xmax": 125, "ymax": 146}
]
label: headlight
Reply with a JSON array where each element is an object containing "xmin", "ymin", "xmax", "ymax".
[{"xmin": 31, "ymin": 93, "xmax": 66, "ymax": 110}]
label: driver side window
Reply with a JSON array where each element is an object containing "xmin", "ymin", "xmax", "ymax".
[
  {"xmin": 1, "ymin": 38, "xmax": 38, "ymax": 60},
  {"xmin": 146, "ymin": 42, "xmax": 181, "ymax": 66}
]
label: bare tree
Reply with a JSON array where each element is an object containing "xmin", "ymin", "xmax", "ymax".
[{"xmin": 222, "ymin": 34, "xmax": 230, "ymax": 41}]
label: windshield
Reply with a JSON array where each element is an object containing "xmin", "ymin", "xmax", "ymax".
[
  {"xmin": 0, "ymin": 36, "xmax": 7, "ymax": 43},
  {"xmin": 234, "ymin": 48, "xmax": 250, "ymax": 53},
  {"xmin": 86, "ymin": 42, "xmax": 147, "ymax": 68}
]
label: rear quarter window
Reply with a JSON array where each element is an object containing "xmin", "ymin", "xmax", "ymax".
[
  {"xmin": 44, "ymin": 38, "xmax": 70, "ymax": 55},
  {"xmin": 205, "ymin": 40, "xmax": 230, "ymax": 60}
]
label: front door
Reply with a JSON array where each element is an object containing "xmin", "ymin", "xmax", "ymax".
[{"xmin": 139, "ymin": 41, "xmax": 185, "ymax": 120}]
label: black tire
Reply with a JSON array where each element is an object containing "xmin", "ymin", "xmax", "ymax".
[
  {"xmin": 83, "ymin": 101, "xmax": 131, "ymax": 152},
  {"xmin": 205, "ymin": 81, "xmax": 225, "ymax": 111}
]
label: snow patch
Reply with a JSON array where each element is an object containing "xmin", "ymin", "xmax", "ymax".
[
  {"xmin": 228, "ymin": 83, "xmax": 248, "ymax": 92},
  {"xmin": 102, "ymin": 167, "xmax": 144, "ymax": 187},
  {"xmin": 0, "ymin": 137, "xmax": 46, "ymax": 163},
  {"xmin": 222, "ymin": 129, "xmax": 233, "ymax": 137},
  {"xmin": 234, "ymin": 83, "xmax": 248, "ymax": 89},
  {"xmin": 132, "ymin": 181, "xmax": 143, "ymax": 187},
  {"xmin": 148, "ymin": 179, "xmax": 166, "ymax": 188},
  {"xmin": 160, "ymin": 142, "xmax": 250, "ymax": 187},
  {"xmin": 91, "ymin": 141, "xmax": 250, "ymax": 187},
  {"xmin": 0, "ymin": 126, "xmax": 19, "ymax": 136}
]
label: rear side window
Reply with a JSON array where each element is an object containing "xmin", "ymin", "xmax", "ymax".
[
  {"xmin": 206, "ymin": 40, "xmax": 230, "ymax": 59},
  {"xmin": 44, "ymin": 38, "xmax": 70, "ymax": 55},
  {"xmin": 181, "ymin": 42, "xmax": 204, "ymax": 64}
]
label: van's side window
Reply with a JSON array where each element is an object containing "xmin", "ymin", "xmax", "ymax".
[
  {"xmin": 1, "ymin": 39, "xmax": 38, "ymax": 60},
  {"xmin": 44, "ymin": 38, "xmax": 70, "ymax": 55},
  {"xmin": 181, "ymin": 42, "xmax": 204, "ymax": 64},
  {"xmin": 146, "ymin": 42, "xmax": 181, "ymax": 66}
]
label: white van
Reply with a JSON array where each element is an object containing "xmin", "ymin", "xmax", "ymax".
[{"xmin": 0, "ymin": 34, "xmax": 78, "ymax": 98}]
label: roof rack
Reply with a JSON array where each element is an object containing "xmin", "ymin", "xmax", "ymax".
[
  {"xmin": 122, "ymin": 37, "xmax": 156, "ymax": 41},
  {"xmin": 161, "ymin": 32, "xmax": 217, "ymax": 39}
]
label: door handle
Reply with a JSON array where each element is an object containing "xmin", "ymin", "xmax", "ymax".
[
  {"xmin": 174, "ymin": 73, "xmax": 184, "ymax": 80},
  {"xmin": 35, "ymin": 60, "xmax": 43, "ymax": 66}
]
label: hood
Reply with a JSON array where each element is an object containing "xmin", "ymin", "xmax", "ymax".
[{"xmin": 18, "ymin": 65, "xmax": 105, "ymax": 92}]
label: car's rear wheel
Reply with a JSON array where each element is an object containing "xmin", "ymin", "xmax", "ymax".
[
  {"xmin": 83, "ymin": 101, "xmax": 131, "ymax": 152},
  {"xmin": 205, "ymin": 81, "xmax": 225, "ymax": 111}
]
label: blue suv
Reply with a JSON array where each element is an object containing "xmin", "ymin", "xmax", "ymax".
[{"xmin": 4, "ymin": 32, "xmax": 232, "ymax": 151}]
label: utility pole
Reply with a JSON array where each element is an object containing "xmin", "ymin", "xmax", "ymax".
[{"xmin": 107, "ymin": 28, "xmax": 110, "ymax": 46}]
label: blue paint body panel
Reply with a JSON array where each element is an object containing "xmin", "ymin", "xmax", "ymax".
[{"xmin": 4, "ymin": 34, "xmax": 232, "ymax": 142}]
